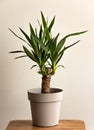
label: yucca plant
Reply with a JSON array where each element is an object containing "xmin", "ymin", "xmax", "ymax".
[{"xmin": 9, "ymin": 12, "xmax": 87, "ymax": 93}]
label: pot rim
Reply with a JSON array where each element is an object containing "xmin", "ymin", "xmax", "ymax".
[
  {"xmin": 28, "ymin": 88, "xmax": 63, "ymax": 95},
  {"xmin": 28, "ymin": 88, "xmax": 63, "ymax": 103}
]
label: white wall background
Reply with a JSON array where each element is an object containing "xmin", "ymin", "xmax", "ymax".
[{"xmin": 0, "ymin": 0, "xmax": 94, "ymax": 130}]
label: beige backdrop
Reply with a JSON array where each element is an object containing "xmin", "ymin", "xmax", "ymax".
[{"xmin": 0, "ymin": 0, "xmax": 94, "ymax": 130}]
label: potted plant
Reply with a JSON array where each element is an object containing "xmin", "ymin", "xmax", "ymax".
[{"xmin": 9, "ymin": 12, "xmax": 87, "ymax": 127}]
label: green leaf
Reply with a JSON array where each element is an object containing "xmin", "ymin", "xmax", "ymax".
[
  {"xmin": 39, "ymin": 24, "xmax": 43, "ymax": 39},
  {"xmin": 31, "ymin": 35, "xmax": 42, "ymax": 64},
  {"xmin": 9, "ymin": 28, "xmax": 30, "ymax": 46},
  {"xmin": 41, "ymin": 11, "xmax": 47, "ymax": 29},
  {"xmin": 31, "ymin": 35, "xmax": 39, "ymax": 52},
  {"xmin": 65, "ymin": 31, "xmax": 88, "ymax": 39},
  {"xmin": 31, "ymin": 65, "xmax": 37, "ymax": 69},
  {"xmin": 33, "ymin": 36, "xmax": 48, "ymax": 53},
  {"xmin": 56, "ymin": 38, "xmax": 66, "ymax": 53},
  {"xmin": 53, "ymin": 33, "xmax": 59, "ymax": 49},
  {"xmin": 45, "ymin": 38, "xmax": 53, "ymax": 52},
  {"xmin": 30, "ymin": 34, "xmax": 41, "ymax": 63},
  {"xmin": 23, "ymin": 46, "xmax": 37, "ymax": 62},
  {"xmin": 35, "ymin": 28, "xmax": 38, "ymax": 36},
  {"xmin": 43, "ymin": 27, "xmax": 50, "ymax": 41},
  {"xmin": 49, "ymin": 16, "xmax": 55, "ymax": 32},
  {"xmin": 15, "ymin": 55, "xmax": 27, "ymax": 59},
  {"xmin": 19, "ymin": 27, "xmax": 31, "ymax": 44},
  {"xmin": 29, "ymin": 23, "xmax": 35, "ymax": 37},
  {"xmin": 41, "ymin": 11, "xmax": 51, "ymax": 41},
  {"xmin": 55, "ymin": 49, "xmax": 64, "ymax": 65},
  {"xmin": 56, "ymin": 30, "xmax": 87, "ymax": 52},
  {"xmin": 9, "ymin": 50, "xmax": 24, "ymax": 53},
  {"xmin": 63, "ymin": 40, "xmax": 80, "ymax": 51},
  {"xmin": 56, "ymin": 40, "xmax": 80, "ymax": 64},
  {"xmin": 48, "ymin": 34, "xmax": 60, "ymax": 62}
]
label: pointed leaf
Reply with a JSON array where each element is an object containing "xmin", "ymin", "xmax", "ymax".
[
  {"xmin": 9, "ymin": 28, "xmax": 30, "ymax": 45},
  {"xmin": 64, "ymin": 40, "xmax": 80, "ymax": 51},
  {"xmin": 15, "ymin": 55, "xmax": 27, "ymax": 59},
  {"xmin": 56, "ymin": 49, "xmax": 64, "ymax": 64},
  {"xmin": 65, "ymin": 31, "xmax": 88, "ymax": 39},
  {"xmin": 9, "ymin": 50, "xmax": 24, "ymax": 53},
  {"xmin": 41, "ymin": 11, "xmax": 47, "ymax": 29},
  {"xmin": 19, "ymin": 27, "xmax": 31, "ymax": 44},
  {"xmin": 23, "ymin": 46, "xmax": 37, "ymax": 62},
  {"xmin": 29, "ymin": 23, "xmax": 35, "ymax": 37},
  {"xmin": 57, "ymin": 31, "xmax": 87, "ymax": 52},
  {"xmin": 41, "ymin": 11, "xmax": 51, "ymax": 41},
  {"xmin": 53, "ymin": 33, "xmax": 59, "ymax": 49},
  {"xmin": 31, "ymin": 65, "xmax": 37, "ymax": 69},
  {"xmin": 49, "ymin": 16, "xmax": 55, "ymax": 32}
]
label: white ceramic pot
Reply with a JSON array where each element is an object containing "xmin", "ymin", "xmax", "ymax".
[{"xmin": 28, "ymin": 88, "xmax": 63, "ymax": 127}]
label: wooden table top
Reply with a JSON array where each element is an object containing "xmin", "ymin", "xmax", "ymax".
[{"xmin": 6, "ymin": 120, "xmax": 86, "ymax": 130}]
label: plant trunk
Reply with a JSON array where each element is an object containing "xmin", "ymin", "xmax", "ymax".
[{"xmin": 41, "ymin": 75, "xmax": 51, "ymax": 93}]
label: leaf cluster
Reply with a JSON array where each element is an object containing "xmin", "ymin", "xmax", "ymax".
[{"xmin": 9, "ymin": 11, "xmax": 87, "ymax": 76}]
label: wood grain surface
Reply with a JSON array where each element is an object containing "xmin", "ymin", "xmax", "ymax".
[{"xmin": 6, "ymin": 120, "xmax": 86, "ymax": 130}]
